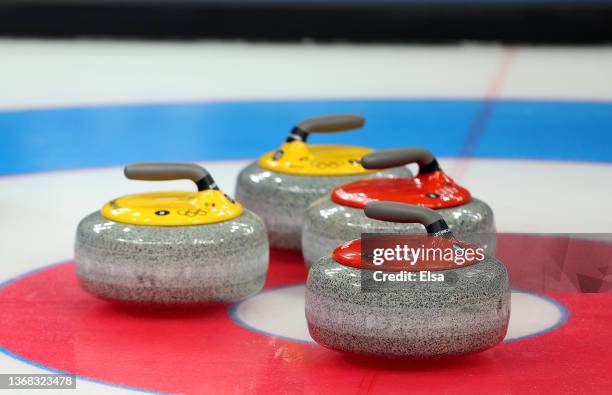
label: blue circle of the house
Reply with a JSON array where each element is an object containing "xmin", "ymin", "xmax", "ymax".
[{"xmin": 1, "ymin": 98, "xmax": 611, "ymax": 175}]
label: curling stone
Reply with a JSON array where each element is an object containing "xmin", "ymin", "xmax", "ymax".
[
  {"xmin": 75, "ymin": 163, "xmax": 269, "ymax": 304},
  {"xmin": 235, "ymin": 114, "xmax": 411, "ymax": 250},
  {"xmin": 305, "ymin": 201, "xmax": 510, "ymax": 358},
  {"xmin": 302, "ymin": 147, "xmax": 495, "ymax": 267}
]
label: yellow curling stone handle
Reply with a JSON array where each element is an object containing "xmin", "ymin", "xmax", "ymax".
[
  {"xmin": 258, "ymin": 114, "xmax": 377, "ymax": 176},
  {"xmin": 101, "ymin": 163, "xmax": 242, "ymax": 226}
]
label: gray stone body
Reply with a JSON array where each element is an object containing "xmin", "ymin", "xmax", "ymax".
[
  {"xmin": 305, "ymin": 255, "xmax": 510, "ymax": 358},
  {"xmin": 235, "ymin": 162, "xmax": 411, "ymax": 250},
  {"xmin": 75, "ymin": 210, "xmax": 268, "ymax": 304},
  {"xmin": 302, "ymin": 197, "xmax": 496, "ymax": 268}
]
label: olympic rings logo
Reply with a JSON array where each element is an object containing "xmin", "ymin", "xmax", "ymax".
[
  {"xmin": 177, "ymin": 209, "xmax": 208, "ymax": 217},
  {"xmin": 309, "ymin": 161, "xmax": 341, "ymax": 168}
]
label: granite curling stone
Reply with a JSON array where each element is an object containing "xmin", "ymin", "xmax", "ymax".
[
  {"xmin": 235, "ymin": 113, "xmax": 411, "ymax": 251},
  {"xmin": 302, "ymin": 147, "xmax": 496, "ymax": 268},
  {"xmin": 305, "ymin": 201, "xmax": 510, "ymax": 358},
  {"xmin": 75, "ymin": 162, "xmax": 269, "ymax": 304}
]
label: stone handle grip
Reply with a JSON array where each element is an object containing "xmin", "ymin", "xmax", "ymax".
[
  {"xmin": 364, "ymin": 201, "xmax": 451, "ymax": 236},
  {"xmin": 287, "ymin": 114, "xmax": 365, "ymax": 143},
  {"xmin": 124, "ymin": 163, "xmax": 218, "ymax": 191},
  {"xmin": 297, "ymin": 114, "xmax": 365, "ymax": 133},
  {"xmin": 362, "ymin": 147, "xmax": 439, "ymax": 174}
]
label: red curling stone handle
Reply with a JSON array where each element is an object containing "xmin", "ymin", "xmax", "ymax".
[
  {"xmin": 362, "ymin": 147, "xmax": 440, "ymax": 174},
  {"xmin": 364, "ymin": 201, "xmax": 452, "ymax": 237}
]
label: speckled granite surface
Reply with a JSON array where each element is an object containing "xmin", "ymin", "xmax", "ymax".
[
  {"xmin": 75, "ymin": 210, "xmax": 268, "ymax": 304},
  {"xmin": 302, "ymin": 197, "xmax": 496, "ymax": 267},
  {"xmin": 236, "ymin": 162, "xmax": 411, "ymax": 250},
  {"xmin": 305, "ymin": 255, "xmax": 510, "ymax": 358}
]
